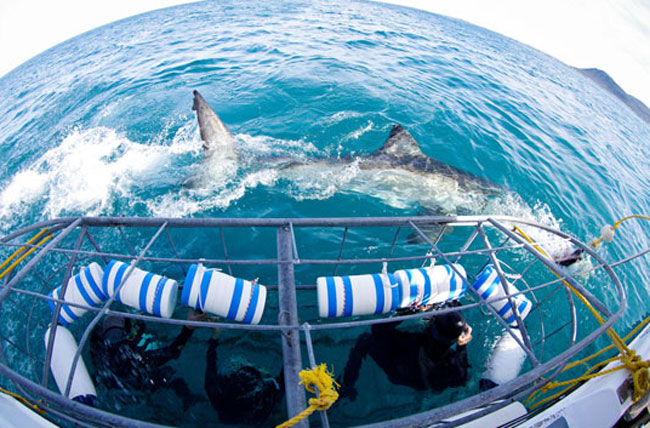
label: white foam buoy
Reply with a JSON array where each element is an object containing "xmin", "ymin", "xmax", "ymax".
[
  {"xmin": 317, "ymin": 264, "xmax": 466, "ymax": 318},
  {"xmin": 471, "ymin": 264, "xmax": 531, "ymax": 326},
  {"xmin": 48, "ymin": 263, "xmax": 105, "ymax": 326},
  {"xmin": 102, "ymin": 260, "xmax": 178, "ymax": 318},
  {"xmin": 181, "ymin": 263, "xmax": 267, "ymax": 324},
  {"xmin": 600, "ymin": 225, "xmax": 615, "ymax": 243},
  {"xmin": 44, "ymin": 325, "xmax": 96, "ymax": 401},
  {"xmin": 481, "ymin": 328, "xmax": 528, "ymax": 387}
]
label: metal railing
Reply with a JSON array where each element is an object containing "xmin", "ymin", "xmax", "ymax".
[{"xmin": 0, "ymin": 215, "xmax": 625, "ymax": 428}]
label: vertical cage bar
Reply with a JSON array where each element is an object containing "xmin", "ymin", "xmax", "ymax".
[
  {"xmin": 477, "ymin": 225, "xmax": 539, "ymax": 366},
  {"xmin": 84, "ymin": 229, "xmax": 109, "ymax": 265},
  {"xmin": 277, "ymin": 224, "xmax": 308, "ymax": 427},
  {"xmin": 42, "ymin": 227, "xmax": 87, "ymax": 388},
  {"xmin": 420, "ymin": 224, "xmax": 447, "ymax": 268},
  {"xmin": 219, "ymin": 227, "xmax": 233, "ymax": 276},
  {"xmin": 332, "ymin": 227, "xmax": 348, "ymax": 276},
  {"xmin": 303, "ymin": 323, "xmax": 331, "ymax": 428}
]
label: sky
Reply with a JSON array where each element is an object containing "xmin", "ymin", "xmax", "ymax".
[{"xmin": 0, "ymin": 0, "xmax": 649, "ymax": 107}]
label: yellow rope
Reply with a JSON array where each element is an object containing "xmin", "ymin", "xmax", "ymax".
[
  {"xmin": 0, "ymin": 387, "xmax": 47, "ymax": 415},
  {"xmin": 591, "ymin": 214, "xmax": 650, "ymax": 248},
  {"xmin": 526, "ymin": 358, "xmax": 627, "ymax": 409},
  {"xmin": 513, "ymin": 222, "xmax": 650, "ymax": 406},
  {"xmin": 0, "ymin": 228, "xmax": 49, "ymax": 272},
  {"xmin": 0, "ymin": 228, "xmax": 52, "ymax": 280},
  {"xmin": 525, "ymin": 314, "xmax": 650, "ymax": 409},
  {"xmin": 275, "ymin": 364, "xmax": 339, "ymax": 428}
]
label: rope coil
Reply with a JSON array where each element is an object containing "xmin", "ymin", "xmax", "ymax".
[{"xmin": 276, "ymin": 364, "xmax": 339, "ymax": 428}]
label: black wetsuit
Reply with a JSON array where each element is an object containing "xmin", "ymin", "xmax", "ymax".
[
  {"xmin": 90, "ymin": 322, "xmax": 196, "ymax": 407},
  {"xmin": 205, "ymin": 338, "xmax": 283, "ymax": 424},
  {"xmin": 342, "ymin": 320, "xmax": 469, "ymax": 398}
]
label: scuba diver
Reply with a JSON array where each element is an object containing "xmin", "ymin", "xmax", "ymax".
[
  {"xmin": 340, "ymin": 310, "xmax": 472, "ymax": 400},
  {"xmin": 89, "ymin": 310, "xmax": 204, "ymax": 409},
  {"xmin": 204, "ymin": 323, "xmax": 284, "ymax": 425}
]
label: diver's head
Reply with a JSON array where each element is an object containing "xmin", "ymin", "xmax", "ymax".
[
  {"xmin": 429, "ymin": 311, "xmax": 466, "ymax": 347},
  {"xmin": 101, "ymin": 315, "xmax": 144, "ymax": 345},
  {"xmin": 216, "ymin": 365, "xmax": 280, "ymax": 424}
]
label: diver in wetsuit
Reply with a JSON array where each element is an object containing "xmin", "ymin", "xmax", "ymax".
[
  {"xmin": 204, "ymin": 327, "xmax": 284, "ymax": 424},
  {"xmin": 340, "ymin": 310, "xmax": 472, "ymax": 400},
  {"xmin": 90, "ymin": 311, "xmax": 203, "ymax": 409}
]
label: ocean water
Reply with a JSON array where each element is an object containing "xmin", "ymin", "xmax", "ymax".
[{"xmin": 0, "ymin": 0, "xmax": 649, "ymax": 426}]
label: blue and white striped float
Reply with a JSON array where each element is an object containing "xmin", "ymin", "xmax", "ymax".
[
  {"xmin": 48, "ymin": 262, "xmax": 105, "ymax": 326},
  {"xmin": 471, "ymin": 264, "xmax": 532, "ymax": 325},
  {"xmin": 317, "ymin": 264, "xmax": 466, "ymax": 318},
  {"xmin": 102, "ymin": 260, "xmax": 179, "ymax": 319},
  {"xmin": 393, "ymin": 264, "xmax": 467, "ymax": 307},
  {"xmin": 181, "ymin": 264, "xmax": 267, "ymax": 324},
  {"xmin": 317, "ymin": 273, "xmax": 402, "ymax": 318}
]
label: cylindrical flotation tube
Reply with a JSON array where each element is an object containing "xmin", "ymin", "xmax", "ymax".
[
  {"xmin": 480, "ymin": 327, "xmax": 527, "ymax": 390},
  {"xmin": 393, "ymin": 264, "xmax": 466, "ymax": 307},
  {"xmin": 471, "ymin": 264, "xmax": 531, "ymax": 325},
  {"xmin": 317, "ymin": 273, "xmax": 402, "ymax": 318},
  {"xmin": 182, "ymin": 264, "xmax": 267, "ymax": 324},
  {"xmin": 317, "ymin": 264, "xmax": 466, "ymax": 318},
  {"xmin": 48, "ymin": 263, "xmax": 105, "ymax": 326},
  {"xmin": 102, "ymin": 260, "xmax": 178, "ymax": 318},
  {"xmin": 44, "ymin": 325, "xmax": 96, "ymax": 402}
]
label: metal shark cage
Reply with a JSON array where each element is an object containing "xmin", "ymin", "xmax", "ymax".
[{"xmin": 0, "ymin": 216, "xmax": 625, "ymax": 428}]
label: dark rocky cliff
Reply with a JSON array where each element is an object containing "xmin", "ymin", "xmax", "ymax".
[{"xmin": 576, "ymin": 67, "xmax": 650, "ymax": 125}]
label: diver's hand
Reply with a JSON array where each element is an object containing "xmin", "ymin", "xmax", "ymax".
[
  {"xmin": 415, "ymin": 303, "xmax": 434, "ymax": 313},
  {"xmin": 186, "ymin": 309, "xmax": 208, "ymax": 330},
  {"xmin": 395, "ymin": 303, "xmax": 434, "ymax": 316},
  {"xmin": 457, "ymin": 324, "xmax": 472, "ymax": 346}
]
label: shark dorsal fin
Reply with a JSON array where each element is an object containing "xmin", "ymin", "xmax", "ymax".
[{"xmin": 376, "ymin": 124, "xmax": 426, "ymax": 158}]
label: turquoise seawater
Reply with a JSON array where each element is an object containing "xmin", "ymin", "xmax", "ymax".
[{"xmin": 1, "ymin": 1, "xmax": 649, "ymax": 426}]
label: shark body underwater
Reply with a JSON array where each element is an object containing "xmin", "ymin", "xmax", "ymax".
[
  {"xmin": 191, "ymin": 90, "xmax": 501, "ymax": 216},
  {"xmin": 190, "ymin": 90, "xmax": 583, "ymax": 265}
]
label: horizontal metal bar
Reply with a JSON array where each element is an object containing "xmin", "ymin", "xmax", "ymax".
[{"xmin": 2, "ymin": 214, "xmax": 552, "ymax": 230}]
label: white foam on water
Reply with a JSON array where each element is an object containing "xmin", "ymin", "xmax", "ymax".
[
  {"xmin": 0, "ymin": 169, "xmax": 49, "ymax": 216},
  {"xmin": 318, "ymin": 111, "xmax": 366, "ymax": 126},
  {"xmin": 238, "ymin": 133, "xmax": 320, "ymax": 161},
  {"xmin": 487, "ymin": 197, "xmax": 590, "ymax": 268},
  {"xmin": 147, "ymin": 169, "xmax": 278, "ymax": 217},
  {"xmin": 342, "ymin": 121, "xmax": 374, "ymax": 143},
  {"xmin": 282, "ymin": 159, "xmax": 363, "ymax": 201},
  {"xmin": 0, "ymin": 126, "xmax": 199, "ymax": 221}
]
